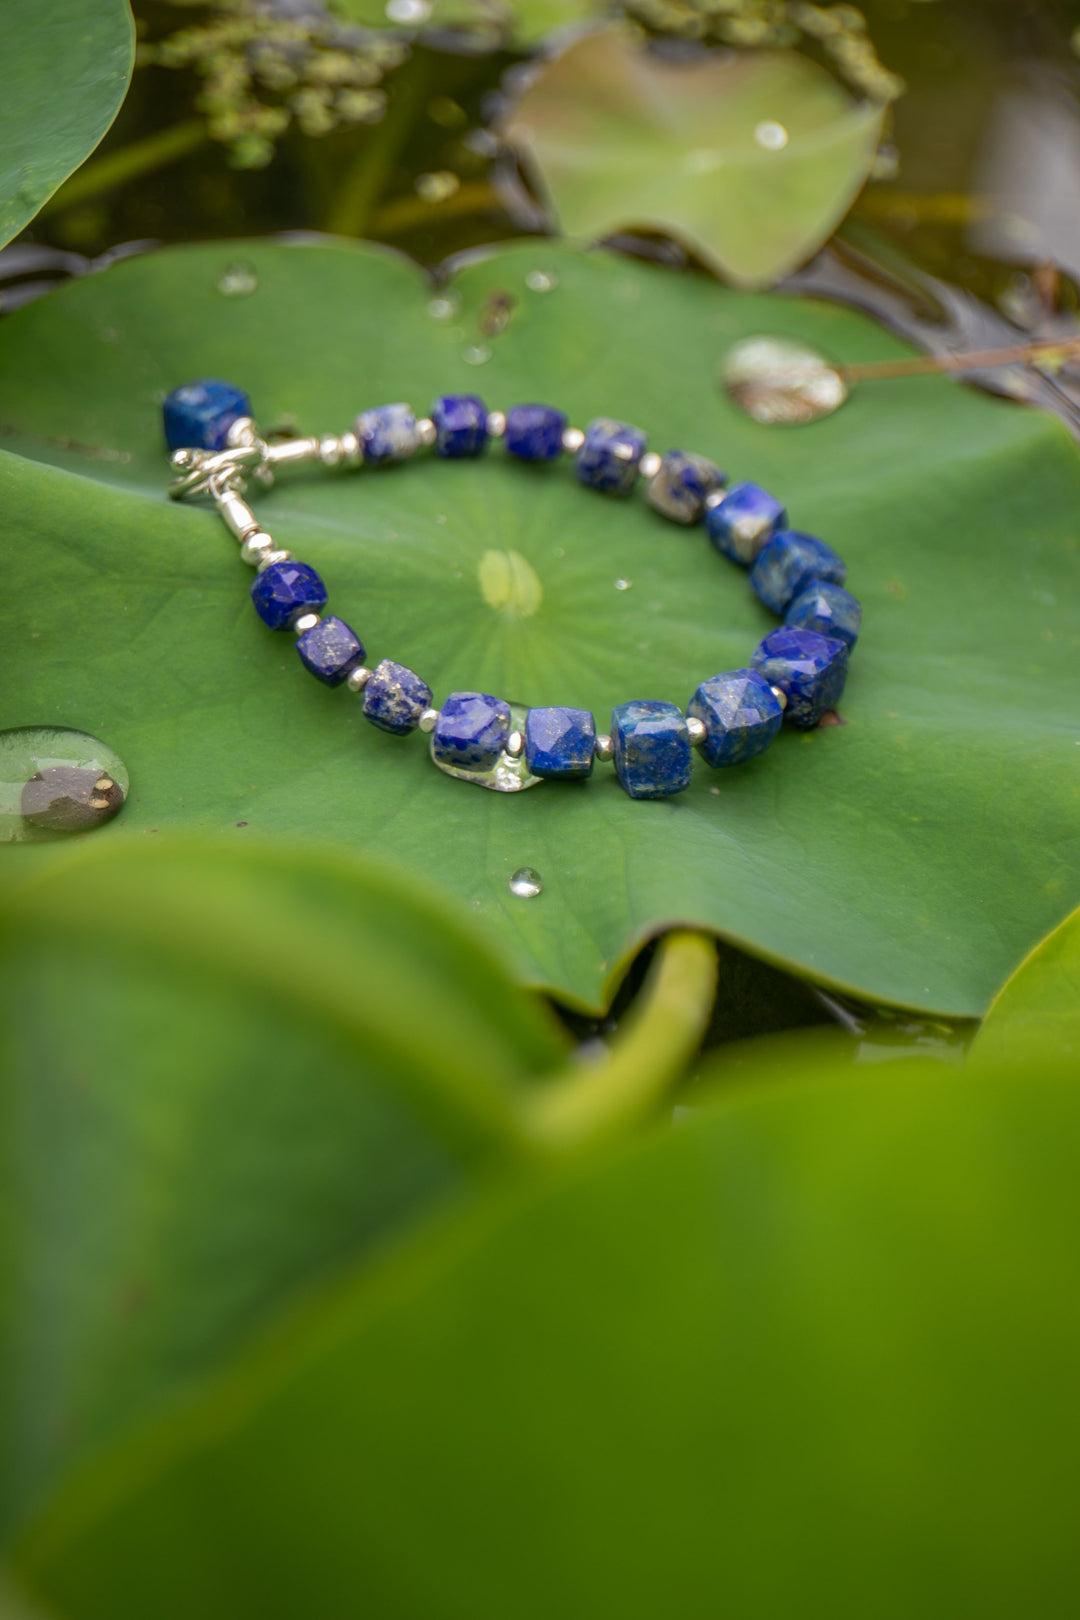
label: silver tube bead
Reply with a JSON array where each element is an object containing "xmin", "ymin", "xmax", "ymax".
[
  {"xmin": 217, "ymin": 488, "xmax": 260, "ymax": 541},
  {"xmin": 265, "ymin": 437, "xmax": 321, "ymax": 468}
]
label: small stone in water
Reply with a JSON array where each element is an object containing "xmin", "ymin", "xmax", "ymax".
[
  {"xmin": 21, "ymin": 766, "xmax": 125, "ymax": 832},
  {"xmin": 722, "ymin": 336, "xmax": 848, "ymax": 425},
  {"xmin": 509, "ymin": 867, "xmax": 542, "ymax": 898}
]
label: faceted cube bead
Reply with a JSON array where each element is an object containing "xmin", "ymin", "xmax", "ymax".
[
  {"xmin": 576, "ymin": 418, "xmax": 648, "ymax": 496},
  {"xmin": 250, "ymin": 561, "xmax": 328, "ymax": 630},
  {"xmin": 750, "ymin": 627, "xmax": 848, "ymax": 729},
  {"xmin": 750, "ymin": 529, "xmax": 846, "ymax": 614},
  {"xmin": 432, "ymin": 692, "xmax": 511, "ymax": 770},
  {"xmin": 432, "ymin": 394, "xmax": 488, "ymax": 458},
  {"xmin": 687, "ymin": 669, "xmax": 783, "ymax": 768},
  {"xmin": 505, "ymin": 404, "xmax": 567, "ymax": 462},
  {"xmin": 611, "ymin": 700, "xmax": 692, "ymax": 799},
  {"xmin": 646, "ymin": 451, "xmax": 726, "ymax": 525},
  {"xmin": 524, "ymin": 707, "xmax": 595, "ymax": 779},
  {"xmin": 785, "ymin": 578, "xmax": 861, "ymax": 650},
  {"xmin": 704, "ymin": 480, "xmax": 786, "ymax": 566},
  {"xmin": 356, "ymin": 402, "xmax": 419, "ymax": 465},
  {"xmin": 363, "ymin": 658, "xmax": 433, "ymax": 735},
  {"xmin": 296, "ymin": 615, "xmax": 365, "ymax": 686},
  {"xmin": 163, "ymin": 379, "xmax": 250, "ymax": 451}
]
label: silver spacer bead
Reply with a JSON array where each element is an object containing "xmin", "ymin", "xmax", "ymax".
[
  {"xmin": 418, "ymin": 707, "xmax": 440, "ymax": 733},
  {"xmin": 686, "ymin": 715, "xmax": 707, "ymax": 746},
  {"xmin": 416, "ymin": 417, "xmax": 437, "ymax": 448},
  {"xmin": 639, "ymin": 450, "xmax": 662, "ymax": 481},
  {"xmin": 770, "ymin": 685, "xmax": 788, "ymax": 711},
  {"xmin": 594, "ymin": 733, "xmax": 613, "ymax": 763},
  {"xmin": 704, "ymin": 489, "xmax": 727, "ymax": 511},
  {"xmin": 486, "ymin": 410, "xmax": 507, "ymax": 439},
  {"xmin": 293, "ymin": 612, "xmax": 320, "ymax": 634},
  {"xmin": 318, "ymin": 434, "xmax": 345, "ymax": 468},
  {"xmin": 226, "ymin": 416, "xmax": 259, "ymax": 449},
  {"xmin": 506, "ymin": 729, "xmax": 524, "ymax": 758},
  {"xmin": 239, "ymin": 530, "xmax": 274, "ymax": 566},
  {"xmin": 170, "ymin": 447, "xmax": 199, "ymax": 470},
  {"xmin": 257, "ymin": 548, "xmax": 293, "ymax": 571},
  {"xmin": 562, "ymin": 426, "xmax": 585, "ymax": 454},
  {"xmin": 346, "ymin": 665, "xmax": 372, "ymax": 693},
  {"xmin": 338, "ymin": 429, "xmax": 362, "ymax": 465}
]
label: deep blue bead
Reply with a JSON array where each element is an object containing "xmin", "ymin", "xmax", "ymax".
[
  {"xmin": 432, "ymin": 692, "xmax": 511, "ymax": 770},
  {"xmin": 250, "ymin": 561, "xmax": 328, "ymax": 630},
  {"xmin": 750, "ymin": 529, "xmax": 846, "ymax": 613},
  {"xmin": 687, "ymin": 669, "xmax": 783, "ymax": 767},
  {"xmin": 611, "ymin": 700, "xmax": 692, "ymax": 800},
  {"xmin": 646, "ymin": 451, "xmax": 725, "ymax": 524},
  {"xmin": 524, "ymin": 707, "xmax": 595, "ymax": 778},
  {"xmin": 704, "ymin": 481, "xmax": 786, "ymax": 566},
  {"xmin": 505, "ymin": 404, "xmax": 567, "ymax": 462},
  {"xmin": 576, "ymin": 418, "xmax": 647, "ymax": 496},
  {"xmin": 356, "ymin": 402, "xmax": 418, "ymax": 465},
  {"xmin": 163, "ymin": 379, "xmax": 250, "ymax": 451},
  {"xmin": 785, "ymin": 578, "xmax": 861, "ymax": 650},
  {"xmin": 363, "ymin": 658, "xmax": 433, "ymax": 735},
  {"xmin": 296, "ymin": 615, "xmax": 365, "ymax": 686},
  {"xmin": 432, "ymin": 394, "xmax": 488, "ymax": 458},
  {"xmin": 750, "ymin": 627, "xmax": 848, "ymax": 729}
]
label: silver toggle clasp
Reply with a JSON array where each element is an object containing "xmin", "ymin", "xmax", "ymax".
[{"xmin": 167, "ymin": 440, "xmax": 270, "ymax": 501}]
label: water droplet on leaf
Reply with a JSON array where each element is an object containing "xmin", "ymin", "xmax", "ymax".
[
  {"xmin": 525, "ymin": 270, "xmax": 557, "ymax": 292},
  {"xmin": 217, "ymin": 262, "xmax": 258, "ymax": 298},
  {"xmin": 509, "ymin": 867, "xmax": 542, "ymax": 898},
  {"xmin": 754, "ymin": 120, "xmax": 789, "ymax": 150},
  {"xmin": 462, "ymin": 345, "xmax": 491, "ymax": 365},
  {"xmin": 722, "ymin": 335, "xmax": 848, "ymax": 425},
  {"xmin": 614, "ymin": 577, "xmax": 632, "ymax": 591},
  {"xmin": 1, "ymin": 726, "xmax": 128, "ymax": 842},
  {"xmin": 428, "ymin": 293, "xmax": 460, "ymax": 320}
]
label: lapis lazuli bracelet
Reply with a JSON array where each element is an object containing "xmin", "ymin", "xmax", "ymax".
[{"xmin": 166, "ymin": 379, "xmax": 859, "ymax": 799}]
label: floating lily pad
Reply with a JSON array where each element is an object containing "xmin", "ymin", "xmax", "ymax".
[
  {"xmin": 501, "ymin": 31, "xmax": 886, "ymax": 285},
  {"xmin": 968, "ymin": 901, "xmax": 1080, "ymax": 1070},
  {"xmin": 0, "ymin": 0, "xmax": 134, "ymax": 249},
  {"xmin": 2, "ymin": 237, "xmax": 1080, "ymax": 1017}
]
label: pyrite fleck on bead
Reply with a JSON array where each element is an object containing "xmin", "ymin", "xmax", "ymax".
[
  {"xmin": 432, "ymin": 692, "xmax": 511, "ymax": 770},
  {"xmin": 576, "ymin": 418, "xmax": 648, "ymax": 496},
  {"xmin": 356, "ymin": 403, "xmax": 420, "ymax": 466},
  {"xmin": 296, "ymin": 614, "xmax": 366, "ymax": 686},
  {"xmin": 611, "ymin": 700, "xmax": 692, "ymax": 799},
  {"xmin": 687, "ymin": 669, "xmax": 783, "ymax": 767},
  {"xmin": 704, "ymin": 479, "xmax": 786, "ymax": 566},
  {"xmin": 163, "ymin": 379, "xmax": 251, "ymax": 451},
  {"xmin": 524, "ymin": 706, "xmax": 595, "ymax": 779},
  {"xmin": 250, "ymin": 560, "xmax": 328, "ymax": 630},
  {"xmin": 750, "ymin": 529, "xmax": 846, "ymax": 614},
  {"xmin": 647, "ymin": 451, "xmax": 726, "ymax": 525},
  {"xmin": 431, "ymin": 394, "xmax": 488, "ymax": 458},
  {"xmin": 362, "ymin": 659, "xmax": 433, "ymax": 734},
  {"xmin": 750, "ymin": 627, "xmax": 848, "ymax": 729}
]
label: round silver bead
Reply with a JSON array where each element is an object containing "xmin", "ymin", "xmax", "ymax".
[
  {"xmin": 346, "ymin": 665, "xmax": 372, "ymax": 693},
  {"xmin": 226, "ymin": 416, "xmax": 259, "ymax": 449},
  {"xmin": 318, "ymin": 435, "xmax": 344, "ymax": 468},
  {"xmin": 338, "ymin": 429, "xmax": 362, "ymax": 465},
  {"xmin": 639, "ymin": 450, "xmax": 662, "ymax": 481},
  {"xmin": 486, "ymin": 410, "xmax": 507, "ymax": 439},
  {"xmin": 240, "ymin": 530, "xmax": 273, "ymax": 566},
  {"xmin": 257, "ymin": 548, "xmax": 293, "ymax": 571},
  {"xmin": 418, "ymin": 707, "xmax": 440, "ymax": 733},
  {"xmin": 506, "ymin": 729, "xmax": 524, "ymax": 758},
  {"xmin": 686, "ymin": 715, "xmax": 707, "ymax": 746},
  {"xmin": 562, "ymin": 426, "xmax": 585, "ymax": 454},
  {"xmin": 293, "ymin": 611, "xmax": 320, "ymax": 634},
  {"xmin": 704, "ymin": 489, "xmax": 727, "ymax": 511},
  {"xmin": 416, "ymin": 417, "xmax": 437, "ymax": 448},
  {"xmin": 594, "ymin": 733, "xmax": 613, "ymax": 763},
  {"xmin": 170, "ymin": 447, "xmax": 199, "ymax": 470},
  {"xmin": 770, "ymin": 685, "xmax": 788, "ymax": 711}
]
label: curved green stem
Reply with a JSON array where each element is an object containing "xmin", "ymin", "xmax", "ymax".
[
  {"xmin": 40, "ymin": 120, "xmax": 208, "ymax": 217},
  {"xmin": 524, "ymin": 932, "xmax": 717, "ymax": 1151}
]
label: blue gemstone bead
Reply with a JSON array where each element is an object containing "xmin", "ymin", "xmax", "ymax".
[
  {"xmin": 611, "ymin": 700, "xmax": 692, "ymax": 799},
  {"xmin": 750, "ymin": 529, "xmax": 846, "ymax": 614},
  {"xmin": 356, "ymin": 402, "xmax": 419, "ymax": 465},
  {"xmin": 296, "ymin": 615, "xmax": 365, "ymax": 686},
  {"xmin": 250, "ymin": 561, "xmax": 328, "ymax": 630},
  {"xmin": 750, "ymin": 627, "xmax": 848, "ymax": 729},
  {"xmin": 687, "ymin": 669, "xmax": 783, "ymax": 767},
  {"xmin": 163, "ymin": 379, "xmax": 251, "ymax": 451},
  {"xmin": 576, "ymin": 418, "xmax": 648, "ymax": 495},
  {"xmin": 524, "ymin": 707, "xmax": 595, "ymax": 778},
  {"xmin": 646, "ymin": 451, "xmax": 726, "ymax": 525},
  {"xmin": 704, "ymin": 480, "xmax": 786, "ymax": 566},
  {"xmin": 785, "ymin": 578, "xmax": 861, "ymax": 650},
  {"xmin": 432, "ymin": 692, "xmax": 511, "ymax": 770},
  {"xmin": 362, "ymin": 658, "xmax": 433, "ymax": 735},
  {"xmin": 505, "ymin": 404, "xmax": 567, "ymax": 462},
  {"xmin": 432, "ymin": 394, "xmax": 488, "ymax": 458}
]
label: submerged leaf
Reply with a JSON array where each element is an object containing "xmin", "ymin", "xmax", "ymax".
[{"xmin": 502, "ymin": 31, "xmax": 886, "ymax": 286}]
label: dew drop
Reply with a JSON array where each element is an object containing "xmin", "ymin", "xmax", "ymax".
[
  {"xmin": 462, "ymin": 345, "xmax": 491, "ymax": 366},
  {"xmin": 217, "ymin": 262, "xmax": 258, "ymax": 298},
  {"xmin": 1, "ymin": 726, "xmax": 128, "ymax": 842},
  {"xmin": 427, "ymin": 292, "xmax": 460, "ymax": 321},
  {"xmin": 754, "ymin": 120, "xmax": 789, "ymax": 150},
  {"xmin": 614, "ymin": 577, "xmax": 632, "ymax": 591},
  {"xmin": 525, "ymin": 270, "xmax": 557, "ymax": 293},
  {"xmin": 509, "ymin": 867, "xmax": 542, "ymax": 899}
]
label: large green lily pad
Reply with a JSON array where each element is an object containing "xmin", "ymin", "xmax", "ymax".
[
  {"xmin": 0, "ymin": 0, "xmax": 134, "ymax": 249},
  {"xmin": 2, "ymin": 237, "xmax": 1080, "ymax": 1016},
  {"xmin": 14, "ymin": 1051, "xmax": 1080, "ymax": 1616},
  {"xmin": 501, "ymin": 32, "xmax": 886, "ymax": 285}
]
